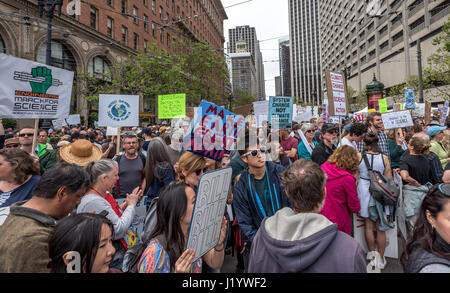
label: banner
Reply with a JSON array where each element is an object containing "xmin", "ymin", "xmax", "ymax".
[
  {"xmin": 404, "ymin": 88, "xmax": 415, "ymax": 109},
  {"xmin": 268, "ymin": 96, "xmax": 293, "ymax": 129},
  {"xmin": 182, "ymin": 101, "xmax": 246, "ymax": 161},
  {"xmin": 186, "ymin": 167, "xmax": 232, "ymax": 262},
  {"xmin": 382, "ymin": 110, "xmax": 414, "ymax": 130},
  {"xmin": 158, "ymin": 93, "xmax": 186, "ymax": 119},
  {"xmin": 0, "ymin": 53, "xmax": 73, "ymax": 119},
  {"xmin": 66, "ymin": 114, "xmax": 81, "ymax": 125},
  {"xmin": 98, "ymin": 94, "xmax": 139, "ymax": 127},
  {"xmin": 253, "ymin": 100, "xmax": 269, "ymax": 127},
  {"xmin": 325, "ymin": 70, "xmax": 348, "ymax": 116}
]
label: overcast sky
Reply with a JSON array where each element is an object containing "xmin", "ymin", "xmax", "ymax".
[{"xmin": 221, "ymin": 0, "xmax": 289, "ymax": 100}]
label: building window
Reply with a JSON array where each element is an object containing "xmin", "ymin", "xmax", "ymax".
[
  {"xmin": 107, "ymin": 17, "xmax": 114, "ymax": 37},
  {"xmin": 121, "ymin": 0, "xmax": 127, "ymax": 14},
  {"xmin": 143, "ymin": 0, "xmax": 147, "ymax": 7},
  {"xmin": 144, "ymin": 14, "xmax": 148, "ymax": 32},
  {"xmin": 160, "ymin": 6, "xmax": 163, "ymax": 20},
  {"xmin": 134, "ymin": 33, "xmax": 139, "ymax": 50},
  {"xmin": 152, "ymin": 23, "xmax": 156, "ymax": 38},
  {"xmin": 88, "ymin": 56, "xmax": 111, "ymax": 81},
  {"xmin": 122, "ymin": 26, "xmax": 128, "ymax": 45},
  {"xmin": 90, "ymin": 6, "xmax": 98, "ymax": 29},
  {"xmin": 144, "ymin": 39, "xmax": 148, "ymax": 53},
  {"xmin": 37, "ymin": 41, "xmax": 76, "ymax": 71},
  {"xmin": 160, "ymin": 29, "xmax": 164, "ymax": 42},
  {"xmin": 133, "ymin": 6, "xmax": 138, "ymax": 24},
  {"xmin": 0, "ymin": 34, "xmax": 5, "ymax": 53},
  {"xmin": 167, "ymin": 33, "xmax": 170, "ymax": 47},
  {"xmin": 152, "ymin": 0, "xmax": 155, "ymax": 14},
  {"xmin": 106, "ymin": 0, "xmax": 113, "ymax": 7}
]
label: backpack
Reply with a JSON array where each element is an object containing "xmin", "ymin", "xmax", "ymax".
[
  {"xmin": 122, "ymin": 197, "xmax": 158, "ymax": 273},
  {"xmin": 362, "ymin": 153, "xmax": 400, "ymax": 224}
]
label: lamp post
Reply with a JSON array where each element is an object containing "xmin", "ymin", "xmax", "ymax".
[{"xmin": 38, "ymin": 0, "xmax": 63, "ymax": 130}]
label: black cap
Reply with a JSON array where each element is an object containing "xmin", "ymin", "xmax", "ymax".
[
  {"xmin": 141, "ymin": 127, "xmax": 152, "ymax": 136},
  {"xmin": 321, "ymin": 123, "xmax": 337, "ymax": 133}
]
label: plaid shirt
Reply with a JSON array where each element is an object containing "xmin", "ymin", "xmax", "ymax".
[{"xmin": 358, "ymin": 129, "xmax": 391, "ymax": 159}]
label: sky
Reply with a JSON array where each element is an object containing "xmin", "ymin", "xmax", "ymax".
[{"xmin": 221, "ymin": 0, "xmax": 290, "ymax": 100}]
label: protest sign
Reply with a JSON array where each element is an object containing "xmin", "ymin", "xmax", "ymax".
[
  {"xmin": 382, "ymin": 110, "xmax": 414, "ymax": 130},
  {"xmin": 0, "ymin": 53, "xmax": 73, "ymax": 119},
  {"xmin": 353, "ymin": 214, "xmax": 398, "ymax": 259},
  {"xmin": 52, "ymin": 119, "xmax": 67, "ymax": 129},
  {"xmin": 412, "ymin": 103, "xmax": 425, "ymax": 118},
  {"xmin": 313, "ymin": 106, "xmax": 319, "ymax": 118},
  {"xmin": 404, "ymin": 88, "xmax": 415, "ymax": 109},
  {"xmin": 183, "ymin": 101, "xmax": 246, "ymax": 161},
  {"xmin": 158, "ymin": 93, "xmax": 186, "ymax": 119},
  {"xmin": 115, "ymin": 196, "xmax": 148, "ymax": 248},
  {"xmin": 440, "ymin": 100, "xmax": 449, "ymax": 126},
  {"xmin": 94, "ymin": 121, "xmax": 99, "ymax": 128},
  {"xmin": 253, "ymin": 100, "xmax": 269, "ymax": 127},
  {"xmin": 325, "ymin": 70, "xmax": 348, "ymax": 116},
  {"xmin": 66, "ymin": 114, "xmax": 81, "ymax": 125},
  {"xmin": 106, "ymin": 126, "xmax": 119, "ymax": 136},
  {"xmin": 186, "ymin": 167, "xmax": 232, "ymax": 262},
  {"xmin": 378, "ymin": 98, "xmax": 388, "ymax": 113},
  {"xmin": 98, "ymin": 94, "xmax": 139, "ymax": 127},
  {"xmin": 268, "ymin": 96, "xmax": 293, "ymax": 129}
]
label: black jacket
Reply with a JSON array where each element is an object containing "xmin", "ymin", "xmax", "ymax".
[{"xmin": 311, "ymin": 142, "xmax": 336, "ymax": 166}]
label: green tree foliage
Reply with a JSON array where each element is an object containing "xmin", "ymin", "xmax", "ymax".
[{"xmin": 232, "ymin": 88, "xmax": 259, "ymax": 107}]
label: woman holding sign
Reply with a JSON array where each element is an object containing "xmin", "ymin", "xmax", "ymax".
[{"xmin": 137, "ymin": 182, "xmax": 227, "ymax": 273}]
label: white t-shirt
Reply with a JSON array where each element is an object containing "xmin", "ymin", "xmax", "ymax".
[{"xmin": 339, "ymin": 137, "xmax": 357, "ymax": 150}]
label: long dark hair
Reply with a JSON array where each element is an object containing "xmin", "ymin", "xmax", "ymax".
[
  {"xmin": 363, "ymin": 132, "xmax": 381, "ymax": 153},
  {"xmin": 147, "ymin": 182, "xmax": 189, "ymax": 271},
  {"xmin": 48, "ymin": 213, "xmax": 114, "ymax": 273},
  {"xmin": 401, "ymin": 184, "xmax": 450, "ymax": 269},
  {"xmin": 145, "ymin": 137, "xmax": 173, "ymax": 184}
]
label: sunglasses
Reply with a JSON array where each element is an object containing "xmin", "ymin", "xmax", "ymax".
[
  {"xmin": 194, "ymin": 167, "xmax": 208, "ymax": 176},
  {"xmin": 243, "ymin": 147, "xmax": 267, "ymax": 157},
  {"xmin": 19, "ymin": 133, "xmax": 34, "ymax": 137},
  {"xmin": 6, "ymin": 144, "xmax": 20, "ymax": 148},
  {"xmin": 306, "ymin": 130, "xmax": 314, "ymax": 133}
]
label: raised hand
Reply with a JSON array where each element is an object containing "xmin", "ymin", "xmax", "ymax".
[{"xmin": 30, "ymin": 66, "xmax": 52, "ymax": 94}]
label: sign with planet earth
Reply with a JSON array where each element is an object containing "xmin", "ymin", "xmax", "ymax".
[{"xmin": 98, "ymin": 94, "xmax": 139, "ymax": 127}]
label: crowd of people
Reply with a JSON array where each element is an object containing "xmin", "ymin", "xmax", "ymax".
[{"xmin": 0, "ymin": 110, "xmax": 449, "ymax": 273}]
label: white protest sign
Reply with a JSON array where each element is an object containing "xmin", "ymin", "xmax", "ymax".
[
  {"xmin": 381, "ymin": 110, "xmax": 414, "ymax": 130},
  {"xmin": 186, "ymin": 167, "xmax": 232, "ymax": 262},
  {"xmin": 115, "ymin": 196, "xmax": 147, "ymax": 248},
  {"xmin": 253, "ymin": 100, "xmax": 269, "ymax": 127},
  {"xmin": 52, "ymin": 118, "xmax": 67, "ymax": 129},
  {"xmin": 98, "ymin": 94, "xmax": 139, "ymax": 127},
  {"xmin": 0, "ymin": 53, "xmax": 73, "ymax": 119},
  {"xmin": 66, "ymin": 114, "xmax": 81, "ymax": 125},
  {"xmin": 411, "ymin": 103, "xmax": 425, "ymax": 118},
  {"xmin": 106, "ymin": 126, "xmax": 119, "ymax": 136},
  {"xmin": 353, "ymin": 214, "xmax": 399, "ymax": 259}
]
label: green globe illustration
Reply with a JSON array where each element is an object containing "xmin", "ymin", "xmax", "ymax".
[{"xmin": 111, "ymin": 103, "xmax": 127, "ymax": 118}]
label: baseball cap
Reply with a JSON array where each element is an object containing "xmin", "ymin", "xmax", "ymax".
[
  {"xmin": 427, "ymin": 125, "xmax": 446, "ymax": 137},
  {"xmin": 321, "ymin": 123, "xmax": 337, "ymax": 133}
]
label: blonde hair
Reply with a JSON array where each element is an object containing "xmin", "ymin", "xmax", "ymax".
[
  {"xmin": 327, "ymin": 145, "xmax": 360, "ymax": 173},
  {"xmin": 176, "ymin": 152, "xmax": 206, "ymax": 183}
]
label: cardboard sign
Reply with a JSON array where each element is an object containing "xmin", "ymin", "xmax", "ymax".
[
  {"xmin": 66, "ymin": 114, "xmax": 81, "ymax": 125},
  {"xmin": 404, "ymin": 89, "xmax": 415, "ymax": 109},
  {"xmin": 382, "ymin": 111, "xmax": 414, "ymax": 130},
  {"xmin": 98, "ymin": 94, "xmax": 139, "ymax": 127},
  {"xmin": 52, "ymin": 118, "xmax": 67, "ymax": 129},
  {"xmin": 253, "ymin": 100, "xmax": 269, "ymax": 127},
  {"xmin": 378, "ymin": 98, "xmax": 388, "ymax": 113},
  {"xmin": 115, "ymin": 196, "xmax": 148, "ymax": 248},
  {"xmin": 325, "ymin": 70, "xmax": 348, "ymax": 116},
  {"xmin": 182, "ymin": 101, "xmax": 246, "ymax": 161},
  {"xmin": 268, "ymin": 96, "xmax": 293, "ymax": 129},
  {"xmin": 186, "ymin": 167, "xmax": 232, "ymax": 262},
  {"xmin": 0, "ymin": 54, "xmax": 74, "ymax": 119},
  {"xmin": 158, "ymin": 93, "xmax": 186, "ymax": 119}
]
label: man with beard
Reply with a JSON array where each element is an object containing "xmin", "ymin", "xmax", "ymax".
[
  {"xmin": 114, "ymin": 134, "xmax": 146, "ymax": 198},
  {"xmin": 358, "ymin": 112, "xmax": 391, "ymax": 159},
  {"xmin": 311, "ymin": 123, "xmax": 338, "ymax": 166}
]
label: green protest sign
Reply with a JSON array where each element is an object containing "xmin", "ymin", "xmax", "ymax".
[
  {"xmin": 158, "ymin": 93, "xmax": 186, "ymax": 119},
  {"xmin": 378, "ymin": 98, "xmax": 388, "ymax": 113}
]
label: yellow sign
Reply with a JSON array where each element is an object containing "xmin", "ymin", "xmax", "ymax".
[
  {"xmin": 378, "ymin": 99, "xmax": 388, "ymax": 113},
  {"xmin": 368, "ymin": 108, "xmax": 376, "ymax": 112},
  {"xmin": 158, "ymin": 93, "xmax": 186, "ymax": 119}
]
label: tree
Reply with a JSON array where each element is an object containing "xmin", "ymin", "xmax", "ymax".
[{"xmin": 232, "ymin": 88, "xmax": 258, "ymax": 107}]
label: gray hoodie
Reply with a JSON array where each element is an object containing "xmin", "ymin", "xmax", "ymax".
[{"xmin": 248, "ymin": 208, "xmax": 367, "ymax": 273}]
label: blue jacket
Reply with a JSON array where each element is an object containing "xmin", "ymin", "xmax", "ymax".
[{"xmin": 232, "ymin": 161, "xmax": 291, "ymax": 246}]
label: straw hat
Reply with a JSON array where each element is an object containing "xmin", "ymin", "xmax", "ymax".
[{"xmin": 59, "ymin": 139, "xmax": 102, "ymax": 166}]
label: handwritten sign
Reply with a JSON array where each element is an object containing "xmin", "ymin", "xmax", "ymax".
[
  {"xmin": 66, "ymin": 114, "xmax": 81, "ymax": 125},
  {"xmin": 326, "ymin": 71, "xmax": 348, "ymax": 116},
  {"xmin": 268, "ymin": 96, "xmax": 293, "ymax": 129},
  {"xmin": 382, "ymin": 110, "xmax": 414, "ymax": 130},
  {"xmin": 106, "ymin": 126, "xmax": 119, "ymax": 136},
  {"xmin": 183, "ymin": 101, "xmax": 246, "ymax": 161},
  {"xmin": 158, "ymin": 93, "xmax": 186, "ymax": 119},
  {"xmin": 378, "ymin": 98, "xmax": 388, "ymax": 113},
  {"xmin": 52, "ymin": 118, "xmax": 67, "ymax": 129},
  {"xmin": 186, "ymin": 167, "xmax": 232, "ymax": 262}
]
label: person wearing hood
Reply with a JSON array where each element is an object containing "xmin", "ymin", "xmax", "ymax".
[
  {"xmin": 233, "ymin": 129, "xmax": 291, "ymax": 270},
  {"xmin": 320, "ymin": 145, "xmax": 361, "ymax": 235},
  {"xmin": 248, "ymin": 159, "xmax": 366, "ymax": 273}
]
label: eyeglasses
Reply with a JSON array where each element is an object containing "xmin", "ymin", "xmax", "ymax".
[
  {"xmin": 243, "ymin": 147, "xmax": 267, "ymax": 157},
  {"xmin": 194, "ymin": 167, "xmax": 208, "ymax": 176},
  {"xmin": 123, "ymin": 142, "xmax": 138, "ymax": 145},
  {"xmin": 19, "ymin": 133, "xmax": 34, "ymax": 137}
]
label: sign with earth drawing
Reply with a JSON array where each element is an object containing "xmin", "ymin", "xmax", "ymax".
[
  {"xmin": 98, "ymin": 94, "xmax": 139, "ymax": 127},
  {"xmin": 0, "ymin": 53, "xmax": 73, "ymax": 119}
]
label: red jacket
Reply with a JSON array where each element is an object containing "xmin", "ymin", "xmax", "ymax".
[{"xmin": 320, "ymin": 162, "xmax": 360, "ymax": 235}]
